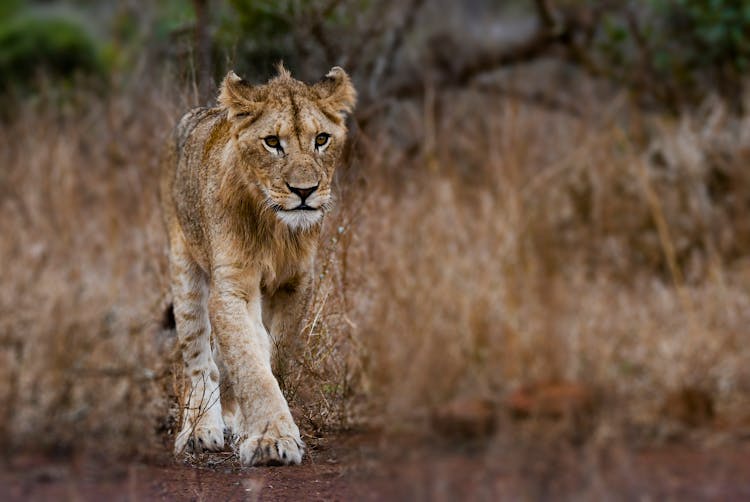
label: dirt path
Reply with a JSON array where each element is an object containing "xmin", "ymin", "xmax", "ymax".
[{"xmin": 3, "ymin": 432, "xmax": 750, "ymax": 501}]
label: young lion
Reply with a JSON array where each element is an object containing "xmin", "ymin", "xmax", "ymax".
[{"xmin": 160, "ymin": 65, "xmax": 356, "ymax": 466}]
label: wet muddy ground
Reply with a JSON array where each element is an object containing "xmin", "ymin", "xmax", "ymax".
[{"xmin": 2, "ymin": 431, "xmax": 750, "ymax": 501}]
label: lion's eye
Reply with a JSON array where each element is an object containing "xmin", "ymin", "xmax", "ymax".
[
  {"xmin": 264, "ymin": 135, "xmax": 281, "ymax": 149},
  {"xmin": 315, "ymin": 133, "xmax": 330, "ymax": 149}
]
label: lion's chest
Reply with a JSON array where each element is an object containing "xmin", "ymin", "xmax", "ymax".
[{"xmin": 257, "ymin": 244, "xmax": 314, "ymax": 295}]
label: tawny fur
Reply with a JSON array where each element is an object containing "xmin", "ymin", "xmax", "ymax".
[{"xmin": 160, "ymin": 65, "xmax": 356, "ymax": 466}]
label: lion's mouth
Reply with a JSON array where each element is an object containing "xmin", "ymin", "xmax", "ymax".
[
  {"xmin": 269, "ymin": 202, "xmax": 320, "ymax": 213},
  {"xmin": 274, "ymin": 202, "xmax": 325, "ymax": 230},
  {"xmin": 289, "ymin": 204, "xmax": 319, "ymax": 211}
]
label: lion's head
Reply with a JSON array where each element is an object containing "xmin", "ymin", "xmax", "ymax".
[{"xmin": 218, "ymin": 65, "xmax": 356, "ymax": 230}]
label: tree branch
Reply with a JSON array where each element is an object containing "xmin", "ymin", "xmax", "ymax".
[
  {"xmin": 534, "ymin": 0, "xmax": 556, "ymax": 30},
  {"xmin": 383, "ymin": 27, "xmax": 568, "ymax": 100}
]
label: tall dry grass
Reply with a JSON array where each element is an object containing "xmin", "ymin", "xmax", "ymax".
[
  {"xmin": 1, "ymin": 74, "xmax": 750, "ymax": 457},
  {"xmin": 0, "ymin": 81, "xmax": 181, "ymax": 454},
  {"xmin": 317, "ymin": 91, "xmax": 750, "ymax": 437}
]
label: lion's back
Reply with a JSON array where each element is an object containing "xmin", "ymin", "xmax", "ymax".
[{"xmin": 160, "ymin": 107, "xmax": 226, "ymax": 265}]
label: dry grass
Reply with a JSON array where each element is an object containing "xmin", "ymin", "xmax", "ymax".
[
  {"xmin": 0, "ymin": 81, "xmax": 180, "ymax": 454},
  {"xmin": 2, "ymin": 72, "xmax": 750, "ymax": 458}
]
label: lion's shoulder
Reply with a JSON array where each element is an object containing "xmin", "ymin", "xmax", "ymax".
[{"xmin": 173, "ymin": 107, "xmax": 225, "ymax": 153}]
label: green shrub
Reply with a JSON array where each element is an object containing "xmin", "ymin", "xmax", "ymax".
[
  {"xmin": 0, "ymin": 13, "xmax": 104, "ymax": 93},
  {"xmin": 594, "ymin": 0, "xmax": 750, "ymax": 108},
  {"xmin": 216, "ymin": 0, "xmax": 354, "ymax": 80},
  {"xmin": 217, "ymin": 0, "xmax": 301, "ymax": 78}
]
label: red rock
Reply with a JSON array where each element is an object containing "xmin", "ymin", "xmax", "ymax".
[
  {"xmin": 662, "ymin": 387, "xmax": 715, "ymax": 427},
  {"xmin": 431, "ymin": 397, "xmax": 497, "ymax": 440},
  {"xmin": 506, "ymin": 382, "xmax": 594, "ymax": 419}
]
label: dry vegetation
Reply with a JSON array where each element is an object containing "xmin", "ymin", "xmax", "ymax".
[{"xmin": 1, "ymin": 64, "xmax": 750, "ymax": 462}]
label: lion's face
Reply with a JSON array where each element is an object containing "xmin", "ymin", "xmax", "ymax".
[{"xmin": 219, "ymin": 66, "xmax": 356, "ymax": 230}]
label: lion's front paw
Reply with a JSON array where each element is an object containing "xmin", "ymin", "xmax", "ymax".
[
  {"xmin": 174, "ymin": 410, "xmax": 225, "ymax": 455},
  {"xmin": 238, "ymin": 425, "xmax": 304, "ymax": 466}
]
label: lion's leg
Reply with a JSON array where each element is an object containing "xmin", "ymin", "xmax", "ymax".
[
  {"xmin": 263, "ymin": 279, "xmax": 309, "ymax": 383},
  {"xmin": 208, "ymin": 269, "xmax": 304, "ymax": 466},
  {"xmin": 213, "ymin": 342, "xmax": 241, "ymax": 436},
  {"xmin": 169, "ymin": 231, "xmax": 224, "ymax": 454}
]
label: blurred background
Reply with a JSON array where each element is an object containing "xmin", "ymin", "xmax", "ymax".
[{"xmin": 2, "ymin": 0, "xmax": 750, "ymax": 497}]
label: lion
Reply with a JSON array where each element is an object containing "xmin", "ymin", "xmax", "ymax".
[{"xmin": 159, "ymin": 65, "xmax": 356, "ymax": 466}]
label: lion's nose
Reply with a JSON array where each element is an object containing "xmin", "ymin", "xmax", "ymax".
[{"xmin": 286, "ymin": 183, "xmax": 318, "ymax": 203}]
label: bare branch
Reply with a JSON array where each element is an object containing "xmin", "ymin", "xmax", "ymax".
[
  {"xmin": 375, "ymin": 2, "xmax": 611, "ymax": 103},
  {"xmin": 534, "ymin": 0, "xmax": 556, "ymax": 30},
  {"xmin": 291, "ymin": 0, "xmax": 344, "ymax": 67},
  {"xmin": 340, "ymin": 0, "xmax": 399, "ymax": 73},
  {"xmin": 366, "ymin": 0, "xmax": 426, "ymax": 95},
  {"xmin": 383, "ymin": 27, "xmax": 567, "ymax": 100},
  {"xmin": 192, "ymin": 0, "xmax": 213, "ymax": 104}
]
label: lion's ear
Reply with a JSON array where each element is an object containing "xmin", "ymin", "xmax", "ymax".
[
  {"xmin": 218, "ymin": 71, "xmax": 262, "ymax": 119},
  {"xmin": 314, "ymin": 66, "xmax": 357, "ymax": 120}
]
